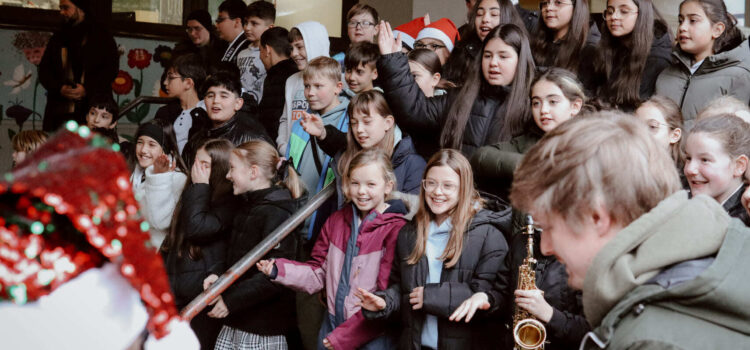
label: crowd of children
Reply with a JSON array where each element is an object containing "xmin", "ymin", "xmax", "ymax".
[{"xmin": 15, "ymin": 0, "xmax": 750, "ymax": 349}]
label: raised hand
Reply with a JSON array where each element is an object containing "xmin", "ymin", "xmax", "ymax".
[
  {"xmin": 354, "ymin": 287, "xmax": 386, "ymax": 311},
  {"xmin": 190, "ymin": 159, "xmax": 210, "ymax": 184},
  {"xmin": 300, "ymin": 111, "xmax": 326, "ymax": 139},
  {"xmin": 153, "ymin": 154, "xmax": 174, "ymax": 174},
  {"xmin": 256, "ymin": 259, "xmax": 275, "ymax": 277},
  {"xmin": 449, "ymin": 292, "xmax": 490, "ymax": 323},
  {"xmin": 377, "ymin": 21, "xmax": 402, "ymax": 55}
]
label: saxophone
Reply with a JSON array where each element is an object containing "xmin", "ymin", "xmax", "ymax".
[{"xmin": 512, "ymin": 215, "xmax": 547, "ymax": 350}]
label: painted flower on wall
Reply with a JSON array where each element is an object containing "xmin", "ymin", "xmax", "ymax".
[
  {"xmin": 112, "ymin": 70, "xmax": 134, "ymax": 95},
  {"xmin": 3, "ymin": 65, "xmax": 33, "ymax": 95},
  {"xmin": 153, "ymin": 45, "xmax": 173, "ymax": 68},
  {"xmin": 127, "ymin": 49, "xmax": 152, "ymax": 69},
  {"xmin": 12, "ymin": 31, "xmax": 52, "ymax": 66}
]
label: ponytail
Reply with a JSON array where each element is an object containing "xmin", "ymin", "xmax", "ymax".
[{"xmin": 233, "ymin": 140, "xmax": 306, "ymax": 199}]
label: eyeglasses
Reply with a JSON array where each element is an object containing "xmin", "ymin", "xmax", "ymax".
[
  {"xmin": 164, "ymin": 74, "xmax": 182, "ymax": 83},
  {"xmin": 539, "ymin": 0, "xmax": 573, "ymax": 10},
  {"xmin": 215, "ymin": 16, "xmax": 229, "ymax": 24},
  {"xmin": 185, "ymin": 26, "xmax": 205, "ymax": 33},
  {"xmin": 414, "ymin": 42, "xmax": 446, "ymax": 51},
  {"xmin": 422, "ymin": 179, "xmax": 458, "ymax": 194},
  {"xmin": 604, "ymin": 7, "xmax": 639, "ymax": 19},
  {"xmin": 347, "ymin": 20, "xmax": 376, "ymax": 28}
]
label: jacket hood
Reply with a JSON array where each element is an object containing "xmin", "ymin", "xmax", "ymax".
[
  {"xmin": 583, "ymin": 191, "xmax": 729, "ymax": 327},
  {"xmin": 673, "ymin": 39, "xmax": 750, "ymax": 74},
  {"xmin": 319, "ymin": 95, "xmax": 350, "ymax": 119},
  {"xmin": 469, "ymin": 207, "xmax": 509, "ymax": 230},
  {"xmin": 649, "ymin": 30, "xmax": 673, "ymax": 61},
  {"xmin": 239, "ymin": 186, "xmax": 296, "ymax": 213},
  {"xmin": 343, "ymin": 199, "xmax": 409, "ymax": 233},
  {"xmin": 295, "ymin": 21, "xmax": 330, "ymax": 62}
]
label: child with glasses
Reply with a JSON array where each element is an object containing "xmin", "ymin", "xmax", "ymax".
[
  {"xmin": 586, "ymin": 0, "xmax": 672, "ymax": 111},
  {"xmin": 635, "ymin": 95, "xmax": 685, "ymax": 188},
  {"xmin": 356, "ymin": 149, "xmax": 509, "ymax": 349},
  {"xmin": 532, "ymin": 0, "xmax": 600, "ymax": 75}
]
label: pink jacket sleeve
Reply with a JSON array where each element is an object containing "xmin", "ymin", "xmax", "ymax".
[{"xmin": 273, "ymin": 219, "xmax": 332, "ymax": 295}]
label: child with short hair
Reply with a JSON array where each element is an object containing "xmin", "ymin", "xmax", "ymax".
[
  {"xmin": 181, "ymin": 72, "xmax": 271, "ymax": 168},
  {"xmin": 131, "ymin": 119, "xmax": 188, "ymax": 248},
  {"xmin": 204, "ymin": 140, "xmax": 304, "ymax": 350},
  {"xmin": 344, "ymin": 42, "xmax": 380, "ymax": 94},
  {"xmin": 155, "ymin": 53, "xmax": 210, "ymax": 155},
  {"xmin": 346, "ymin": 4, "xmax": 380, "ymax": 44},
  {"xmin": 86, "ymin": 94, "xmax": 119, "ymax": 130},
  {"xmin": 11, "ymin": 130, "xmax": 48, "ymax": 167},
  {"xmin": 277, "ymin": 21, "xmax": 331, "ymax": 154},
  {"xmin": 258, "ymin": 27, "xmax": 299, "ymax": 142},
  {"xmin": 302, "ymin": 90, "xmax": 427, "ymax": 205},
  {"xmin": 216, "ymin": 0, "xmax": 250, "ymax": 63},
  {"xmin": 656, "ymin": 0, "xmax": 750, "ymax": 128},
  {"xmin": 258, "ymin": 149, "xmax": 409, "ymax": 350},
  {"xmin": 684, "ymin": 114, "xmax": 750, "ymax": 226},
  {"xmin": 237, "ymin": 0, "xmax": 276, "ymax": 106},
  {"xmin": 472, "ymin": 68, "xmax": 586, "ymax": 199},
  {"xmin": 357, "ymin": 149, "xmax": 509, "ymax": 349}
]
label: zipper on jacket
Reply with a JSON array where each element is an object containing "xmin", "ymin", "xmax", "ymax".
[{"xmin": 679, "ymin": 74, "xmax": 692, "ymax": 109}]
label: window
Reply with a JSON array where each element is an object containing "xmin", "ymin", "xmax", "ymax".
[
  {"xmin": 208, "ymin": 0, "xmax": 343, "ymax": 37},
  {"xmin": 113, "ymin": 0, "xmax": 183, "ymax": 25},
  {"xmin": 0, "ymin": 0, "xmax": 58, "ymax": 9},
  {"xmin": 728, "ymin": 0, "xmax": 745, "ymax": 27}
]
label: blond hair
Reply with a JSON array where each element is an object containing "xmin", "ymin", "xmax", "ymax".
[
  {"xmin": 302, "ymin": 56, "xmax": 342, "ymax": 84},
  {"xmin": 408, "ymin": 149, "xmax": 483, "ymax": 268},
  {"xmin": 697, "ymin": 95, "xmax": 750, "ymax": 124},
  {"xmin": 342, "ymin": 149, "xmax": 396, "ymax": 202},
  {"xmin": 232, "ymin": 140, "xmax": 305, "ymax": 199},
  {"xmin": 511, "ymin": 112, "xmax": 681, "ymax": 229},
  {"xmin": 12, "ymin": 130, "xmax": 48, "ymax": 153}
]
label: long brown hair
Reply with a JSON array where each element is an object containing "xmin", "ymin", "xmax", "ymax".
[
  {"xmin": 442, "ymin": 23, "xmax": 535, "ymax": 148},
  {"xmin": 594, "ymin": 0, "xmax": 670, "ymax": 108},
  {"xmin": 639, "ymin": 95, "xmax": 683, "ymax": 162},
  {"xmin": 338, "ymin": 91, "xmax": 396, "ymax": 178},
  {"xmin": 532, "ymin": 0, "xmax": 591, "ymax": 73},
  {"xmin": 678, "ymin": 0, "xmax": 743, "ymax": 55},
  {"xmin": 408, "ymin": 149, "xmax": 483, "ymax": 268},
  {"xmin": 408, "ymin": 48, "xmax": 456, "ymax": 90},
  {"xmin": 232, "ymin": 140, "xmax": 305, "ymax": 199},
  {"xmin": 162, "ymin": 138, "xmax": 234, "ymax": 258}
]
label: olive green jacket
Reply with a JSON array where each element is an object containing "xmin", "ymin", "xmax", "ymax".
[
  {"xmin": 580, "ymin": 191, "xmax": 750, "ymax": 349},
  {"xmin": 470, "ymin": 133, "xmax": 541, "ymax": 199}
]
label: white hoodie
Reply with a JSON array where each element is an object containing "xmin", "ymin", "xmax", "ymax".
[{"xmin": 276, "ymin": 21, "xmax": 330, "ymax": 154}]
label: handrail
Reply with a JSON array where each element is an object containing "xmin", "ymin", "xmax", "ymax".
[
  {"xmin": 117, "ymin": 96, "xmax": 177, "ymax": 119},
  {"xmin": 180, "ymin": 184, "xmax": 336, "ymax": 320}
]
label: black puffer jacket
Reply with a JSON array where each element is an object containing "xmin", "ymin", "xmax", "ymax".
[
  {"xmin": 163, "ymin": 184, "xmax": 238, "ymax": 308},
  {"xmin": 221, "ymin": 186, "xmax": 299, "ymax": 335},
  {"xmin": 258, "ymin": 58, "xmax": 299, "ymax": 141},
  {"xmin": 490, "ymin": 217, "xmax": 588, "ymax": 350},
  {"xmin": 182, "ymin": 111, "xmax": 272, "ymax": 168},
  {"xmin": 363, "ymin": 209, "xmax": 510, "ymax": 349},
  {"xmin": 378, "ymin": 53, "xmax": 508, "ymax": 159}
]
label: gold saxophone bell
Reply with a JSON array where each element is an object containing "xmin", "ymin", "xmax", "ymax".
[{"xmin": 512, "ymin": 215, "xmax": 547, "ymax": 350}]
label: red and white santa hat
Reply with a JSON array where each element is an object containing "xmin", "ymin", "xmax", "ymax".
[
  {"xmin": 416, "ymin": 18, "xmax": 460, "ymax": 52},
  {"xmin": 393, "ymin": 16, "xmax": 428, "ymax": 50}
]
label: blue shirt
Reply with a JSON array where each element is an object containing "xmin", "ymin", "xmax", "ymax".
[{"xmin": 421, "ymin": 219, "xmax": 452, "ymax": 349}]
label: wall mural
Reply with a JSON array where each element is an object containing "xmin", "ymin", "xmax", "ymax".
[{"xmin": 0, "ymin": 27, "xmax": 176, "ymax": 170}]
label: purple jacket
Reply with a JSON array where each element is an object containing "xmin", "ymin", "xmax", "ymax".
[{"xmin": 274, "ymin": 200, "xmax": 408, "ymax": 349}]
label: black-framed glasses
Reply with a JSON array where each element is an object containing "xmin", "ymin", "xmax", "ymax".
[
  {"xmin": 215, "ymin": 16, "xmax": 229, "ymax": 24},
  {"xmin": 347, "ymin": 20, "xmax": 376, "ymax": 28},
  {"xmin": 414, "ymin": 42, "xmax": 446, "ymax": 51},
  {"xmin": 164, "ymin": 74, "xmax": 183, "ymax": 83},
  {"xmin": 185, "ymin": 26, "xmax": 205, "ymax": 33},
  {"xmin": 540, "ymin": 0, "xmax": 573, "ymax": 10}
]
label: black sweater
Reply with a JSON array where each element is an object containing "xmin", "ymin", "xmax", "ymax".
[
  {"xmin": 258, "ymin": 58, "xmax": 299, "ymax": 141},
  {"xmin": 221, "ymin": 186, "xmax": 299, "ymax": 335}
]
